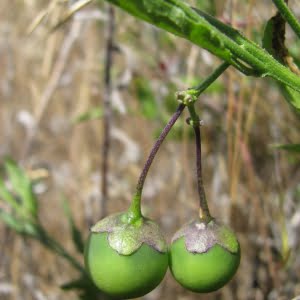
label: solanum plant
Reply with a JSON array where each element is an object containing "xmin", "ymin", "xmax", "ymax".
[
  {"xmin": 1, "ymin": 1, "xmax": 299, "ymax": 299},
  {"xmin": 84, "ymin": 0, "xmax": 300, "ymax": 297}
]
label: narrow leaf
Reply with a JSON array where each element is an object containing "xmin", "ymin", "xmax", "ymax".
[
  {"xmin": 4, "ymin": 158, "xmax": 38, "ymax": 218},
  {"xmin": 0, "ymin": 178, "xmax": 21, "ymax": 213},
  {"xmin": 0, "ymin": 209, "xmax": 24, "ymax": 233},
  {"xmin": 262, "ymin": 18, "xmax": 275, "ymax": 56}
]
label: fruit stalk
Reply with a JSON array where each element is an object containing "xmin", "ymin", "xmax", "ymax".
[
  {"xmin": 188, "ymin": 105, "xmax": 211, "ymax": 221},
  {"xmin": 128, "ymin": 104, "xmax": 185, "ymax": 221}
]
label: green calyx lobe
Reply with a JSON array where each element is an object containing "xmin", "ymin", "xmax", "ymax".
[
  {"xmin": 171, "ymin": 218, "xmax": 239, "ymax": 254},
  {"xmin": 91, "ymin": 212, "xmax": 168, "ymax": 255}
]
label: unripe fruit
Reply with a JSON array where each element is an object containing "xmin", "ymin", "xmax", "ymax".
[
  {"xmin": 84, "ymin": 213, "xmax": 168, "ymax": 299},
  {"xmin": 169, "ymin": 218, "xmax": 240, "ymax": 293}
]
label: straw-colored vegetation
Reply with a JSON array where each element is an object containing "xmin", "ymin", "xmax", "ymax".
[{"xmin": 0, "ymin": 0, "xmax": 300, "ymax": 299}]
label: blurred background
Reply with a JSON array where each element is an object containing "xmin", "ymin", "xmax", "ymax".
[{"xmin": 0, "ymin": 0, "xmax": 300, "ymax": 299}]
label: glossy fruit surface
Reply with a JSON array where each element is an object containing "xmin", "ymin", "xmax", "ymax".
[
  {"xmin": 170, "ymin": 237, "xmax": 240, "ymax": 293},
  {"xmin": 85, "ymin": 232, "xmax": 168, "ymax": 299}
]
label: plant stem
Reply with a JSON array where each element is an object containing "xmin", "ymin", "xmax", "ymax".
[
  {"xmin": 272, "ymin": 0, "xmax": 300, "ymax": 40},
  {"xmin": 101, "ymin": 5, "xmax": 115, "ymax": 218},
  {"xmin": 127, "ymin": 104, "xmax": 185, "ymax": 221},
  {"xmin": 188, "ymin": 105, "xmax": 211, "ymax": 222},
  {"xmin": 194, "ymin": 10, "xmax": 300, "ymax": 89},
  {"xmin": 193, "ymin": 62, "xmax": 230, "ymax": 96}
]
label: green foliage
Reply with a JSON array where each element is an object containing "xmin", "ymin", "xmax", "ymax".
[
  {"xmin": 0, "ymin": 158, "xmax": 105, "ymax": 299},
  {"xmin": 100, "ymin": 0, "xmax": 300, "ymax": 101},
  {"xmin": 262, "ymin": 18, "xmax": 275, "ymax": 57},
  {"xmin": 0, "ymin": 158, "xmax": 40, "ymax": 238},
  {"xmin": 0, "ymin": 209, "xmax": 24, "ymax": 232},
  {"xmin": 3, "ymin": 158, "xmax": 38, "ymax": 219}
]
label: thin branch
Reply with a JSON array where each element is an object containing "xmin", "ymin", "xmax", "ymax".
[
  {"xmin": 193, "ymin": 62, "xmax": 230, "ymax": 96},
  {"xmin": 100, "ymin": 5, "xmax": 115, "ymax": 218}
]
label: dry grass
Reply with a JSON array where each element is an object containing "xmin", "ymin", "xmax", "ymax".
[{"xmin": 0, "ymin": 0, "xmax": 300, "ymax": 299}]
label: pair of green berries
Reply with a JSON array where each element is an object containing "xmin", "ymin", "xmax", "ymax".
[{"xmin": 84, "ymin": 210, "xmax": 240, "ymax": 299}]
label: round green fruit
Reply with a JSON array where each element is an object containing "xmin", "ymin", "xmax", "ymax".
[
  {"xmin": 84, "ymin": 213, "xmax": 169, "ymax": 299},
  {"xmin": 85, "ymin": 232, "xmax": 168, "ymax": 299},
  {"xmin": 169, "ymin": 218, "xmax": 240, "ymax": 293}
]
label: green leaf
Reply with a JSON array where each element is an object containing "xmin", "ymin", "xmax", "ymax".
[
  {"xmin": 0, "ymin": 209, "xmax": 24, "ymax": 233},
  {"xmin": 100, "ymin": 0, "xmax": 300, "ymax": 110},
  {"xmin": 262, "ymin": 18, "xmax": 275, "ymax": 56},
  {"xmin": 4, "ymin": 158, "xmax": 38, "ymax": 219},
  {"xmin": 73, "ymin": 107, "xmax": 103, "ymax": 124},
  {"xmin": 272, "ymin": 144, "xmax": 300, "ymax": 153},
  {"xmin": 62, "ymin": 197, "xmax": 85, "ymax": 254},
  {"xmin": 0, "ymin": 178, "xmax": 21, "ymax": 213}
]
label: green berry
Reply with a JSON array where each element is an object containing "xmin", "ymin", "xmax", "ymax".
[
  {"xmin": 84, "ymin": 213, "xmax": 168, "ymax": 299},
  {"xmin": 169, "ymin": 218, "xmax": 240, "ymax": 293}
]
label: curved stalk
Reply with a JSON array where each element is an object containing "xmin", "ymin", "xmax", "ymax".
[
  {"xmin": 127, "ymin": 104, "xmax": 185, "ymax": 221},
  {"xmin": 188, "ymin": 105, "xmax": 211, "ymax": 222}
]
